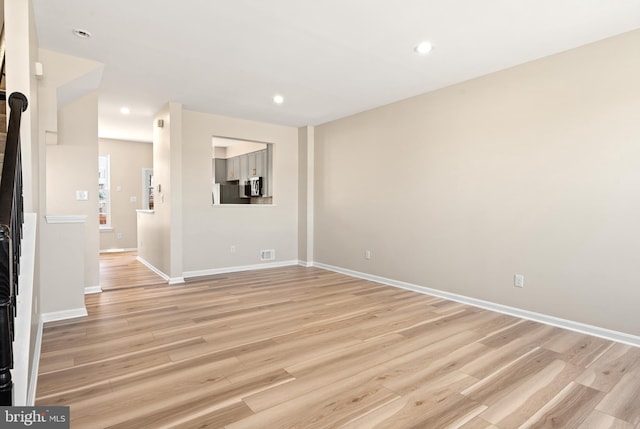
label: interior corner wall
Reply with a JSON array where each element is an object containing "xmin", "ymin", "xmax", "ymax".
[
  {"xmin": 180, "ymin": 110, "xmax": 299, "ymax": 274},
  {"xmin": 169, "ymin": 103, "xmax": 183, "ymax": 279},
  {"xmin": 313, "ymin": 29, "xmax": 640, "ymax": 336},
  {"xmin": 298, "ymin": 127, "xmax": 309, "ymax": 262},
  {"xmin": 298, "ymin": 126, "xmax": 314, "ymax": 264},
  {"xmin": 46, "ymin": 91, "xmax": 100, "ymax": 288},
  {"xmin": 99, "ymin": 139, "xmax": 153, "ymax": 251},
  {"xmin": 138, "ymin": 104, "xmax": 172, "ymax": 275}
]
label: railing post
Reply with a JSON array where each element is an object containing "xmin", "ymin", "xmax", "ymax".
[
  {"xmin": 0, "ymin": 227, "xmax": 13, "ymax": 405},
  {"xmin": 0, "ymin": 92, "xmax": 29, "ymax": 406}
]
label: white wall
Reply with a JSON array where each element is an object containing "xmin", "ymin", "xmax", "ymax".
[
  {"xmin": 181, "ymin": 109, "xmax": 299, "ymax": 275},
  {"xmin": 99, "ymin": 138, "xmax": 153, "ymax": 250},
  {"xmin": 138, "ymin": 104, "xmax": 172, "ymax": 275},
  {"xmin": 298, "ymin": 126, "xmax": 314, "ymax": 265},
  {"xmin": 138, "ymin": 107, "xmax": 299, "ymax": 278},
  {"xmin": 5, "ymin": 0, "xmax": 39, "ymax": 213},
  {"xmin": 39, "ymin": 221, "xmax": 86, "ymax": 313},
  {"xmin": 45, "ymin": 91, "xmax": 100, "ymax": 289},
  {"xmin": 313, "ymin": 29, "xmax": 640, "ymax": 337},
  {"xmin": 218, "ymin": 138, "xmax": 268, "ymax": 158},
  {"xmin": 4, "ymin": 0, "xmax": 40, "ymax": 406},
  {"xmin": 38, "ymin": 49, "xmax": 103, "ymax": 293}
]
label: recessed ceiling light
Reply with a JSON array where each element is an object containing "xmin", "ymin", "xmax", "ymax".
[
  {"xmin": 272, "ymin": 94, "xmax": 284, "ymax": 105},
  {"xmin": 73, "ymin": 28, "xmax": 92, "ymax": 39},
  {"xmin": 414, "ymin": 41, "xmax": 433, "ymax": 55},
  {"xmin": 120, "ymin": 107, "xmax": 130, "ymax": 115}
]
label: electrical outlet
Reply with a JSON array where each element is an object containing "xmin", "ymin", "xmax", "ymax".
[
  {"xmin": 230, "ymin": 245, "xmax": 236, "ymax": 253},
  {"xmin": 364, "ymin": 250, "xmax": 371, "ymax": 260},
  {"xmin": 117, "ymin": 233, "xmax": 123, "ymax": 239},
  {"xmin": 514, "ymin": 274, "xmax": 524, "ymax": 288}
]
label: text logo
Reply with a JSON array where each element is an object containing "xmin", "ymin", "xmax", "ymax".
[{"xmin": 1, "ymin": 407, "xmax": 69, "ymax": 428}]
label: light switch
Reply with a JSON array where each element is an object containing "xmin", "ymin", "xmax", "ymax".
[{"xmin": 76, "ymin": 190, "xmax": 89, "ymax": 201}]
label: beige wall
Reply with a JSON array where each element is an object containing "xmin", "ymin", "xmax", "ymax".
[
  {"xmin": 313, "ymin": 29, "xmax": 640, "ymax": 336},
  {"xmin": 298, "ymin": 126, "xmax": 314, "ymax": 265},
  {"xmin": 37, "ymin": 48, "xmax": 103, "ymax": 333},
  {"xmin": 181, "ymin": 109, "xmax": 299, "ymax": 274},
  {"xmin": 138, "ymin": 106, "xmax": 299, "ymax": 278},
  {"xmin": 221, "ymin": 139, "xmax": 268, "ymax": 158},
  {"xmin": 46, "ymin": 91, "xmax": 100, "ymax": 289},
  {"xmin": 99, "ymin": 138, "xmax": 153, "ymax": 250},
  {"xmin": 5, "ymin": 0, "xmax": 39, "ymax": 213},
  {"xmin": 39, "ymin": 222, "xmax": 85, "ymax": 313},
  {"xmin": 138, "ymin": 104, "xmax": 172, "ymax": 276}
]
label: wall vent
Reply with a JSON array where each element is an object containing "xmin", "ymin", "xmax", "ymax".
[{"xmin": 260, "ymin": 249, "xmax": 275, "ymax": 261}]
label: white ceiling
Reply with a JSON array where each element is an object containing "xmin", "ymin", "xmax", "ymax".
[{"xmin": 33, "ymin": 0, "xmax": 640, "ymax": 143}]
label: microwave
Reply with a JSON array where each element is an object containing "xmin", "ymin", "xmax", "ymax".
[{"xmin": 246, "ymin": 176, "xmax": 262, "ymax": 197}]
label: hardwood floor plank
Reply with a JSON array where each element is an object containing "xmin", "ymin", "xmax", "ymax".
[
  {"xmin": 244, "ymin": 334, "xmax": 405, "ymax": 412},
  {"xmin": 461, "ymin": 324, "xmax": 558, "ymax": 380},
  {"xmin": 36, "ymin": 346, "xmax": 174, "ymax": 397},
  {"xmin": 578, "ymin": 410, "xmax": 635, "ymax": 429},
  {"xmin": 344, "ymin": 372, "xmax": 479, "ymax": 428},
  {"xmin": 459, "ymin": 417, "xmax": 501, "ymax": 429},
  {"xmin": 34, "ymin": 258, "xmax": 640, "ymax": 428},
  {"xmin": 596, "ymin": 371, "xmax": 640, "ymax": 426},
  {"xmin": 229, "ymin": 369, "xmax": 400, "ymax": 429},
  {"xmin": 542, "ymin": 331, "xmax": 614, "ymax": 367},
  {"xmin": 479, "ymin": 359, "xmax": 583, "ymax": 428},
  {"xmin": 99, "ymin": 251, "xmax": 165, "ymax": 290},
  {"xmin": 519, "ymin": 382, "xmax": 604, "ymax": 429},
  {"xmin": 104, "ymin": 368, "xmax": 293, "ymax": 429},
  {"xmin": 461, "ymin": 348, "xmax": 561, "ymax": 404},
  {"xmin": 576, "ymin": 343, "xmax": 640, "ymax": 392}
]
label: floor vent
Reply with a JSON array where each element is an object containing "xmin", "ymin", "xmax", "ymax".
[{"xmin": 260, "ymin": 249, "xmax": 275, "ymax": 261}]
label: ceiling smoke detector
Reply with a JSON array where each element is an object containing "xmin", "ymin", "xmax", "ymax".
[{"xmin": 73, "ymin": 28, "xmax": 92, "ymax": 39}]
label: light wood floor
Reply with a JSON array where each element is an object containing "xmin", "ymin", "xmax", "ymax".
[
  {"xmin": 99, "ymin": 251, "xmax": 165, "ymax": 290},
  {"xmin": 36, "ymin": 263, "xmax": 640, "ymax": 428}
]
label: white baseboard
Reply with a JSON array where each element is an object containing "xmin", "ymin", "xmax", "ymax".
[
  {"xmin": 136, "ymin": 256, "xmax": 170, "ymax": 282},
  {"xmin": 134, "ymin": 257, "xmax": 183, "ymax": 284},
  {"xmin": 313, "ymin": 262, "xmax": 640, "ymax": 348},
  {"xmin": 41, "ymin": 307, "xmax": 88, "ymax": 324},
  {"xmin": 298, "ymin": 260, "xmax": 314, "ymax": 268},
  {"xmin": 27, "ymin": 318, "xmax": 44, "ymax": 406},
  {"xmin": 100, "ymin": 247, "xmax": 137, "ymax": 253},
  {"xmin": 84, "ymin": 285, "xmax": 102, "ymax": 294},
  {"xmin": 183, "ymin": 260, "xmax": 300, "ymax": 279}
]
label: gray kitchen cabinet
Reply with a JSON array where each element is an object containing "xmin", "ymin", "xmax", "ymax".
[
  {"xmin": 247, "ymin": 149, "xmax": 267, "ymax": 178},
  {"xmin": 213, "ymin": 158, "xmax": 227, "ymax": 183},
  {"xmin": 255, "ymin": 149, "xmax": 266, "ymax": 178},
  {"xmin": 226, "ymin": 156, "xmax": 240, "ymax": 181},
  {"xmin": 239, "ymin": 154, "xmax": 249, "ymax": 197},
  {"xmin": 239, "ymin": 154, "xmax": 249, "ymax": 182},
  {"xmin": 265, "ymin": 145, "xmax": 273, "ymax": 197},
  {"xmin": 248, "ymin": 151, "xmax": 257, "ymax": 177}
]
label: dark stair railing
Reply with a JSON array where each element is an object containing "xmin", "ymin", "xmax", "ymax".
[{"xmin": 0, "ymin": 92, "xmax": 29, "ymax": 405}]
